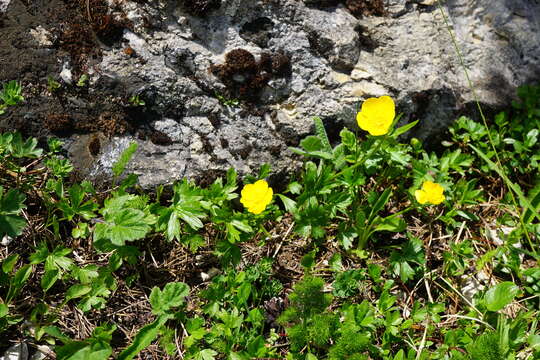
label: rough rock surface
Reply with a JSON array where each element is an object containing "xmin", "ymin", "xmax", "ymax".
[{"xmin": 1, "ymin": 0, "xmax": 539, "ymax": 188}]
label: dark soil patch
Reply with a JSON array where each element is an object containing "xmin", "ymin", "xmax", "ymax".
[
  {"xmin": 209, "ymin": 48, "xmax": 291, "ymax": 102},
  {"xmin": 303, "ymin": 0, "xmax": 386, "ymax": 18},
  {"xmin": 180, "ymin": 0, "xmax": 222, "ymax": 16}
]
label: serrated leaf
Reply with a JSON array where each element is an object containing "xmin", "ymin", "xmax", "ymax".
[
  {"xmin": 374, "ymin": 216, "xmax": 406, "ymax": 233},
  {"xmin": 0, "ymin": 214, "xmax": 26, "ymax": 238},
  {"xmin": 196, "ymin": 349, "xmax": 218, "ymax": 360},
  {"xmin": 94, "ymin": 208, "xmax": 151, "ymax": 246},
  {"xmin": 313, "ymin": 117, "xmax": 332, "ymax": 153},
  {"xmin": 230, "ymin": 219, "xmax": 252, "ymax": 233},
  {"xmin": 0, "ymin": 187, "xmax": 27, "ymax": 237},
  {"xmin": 149, "ymin": 282, "xmax": 190, "ymax": 316},
  {"xmin": 0, "ymin": 187, "xmax": 26, "ymax": 214}
]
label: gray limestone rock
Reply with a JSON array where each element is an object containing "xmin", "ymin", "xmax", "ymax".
[{"xmin": 8, "ymin": 0, "xmax": 539, "ymax": 188}]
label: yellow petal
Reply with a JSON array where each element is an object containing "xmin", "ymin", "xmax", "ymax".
[
  {"xmin": 356, "ymin": 96, "xmax": 395, "ymax": 136},
  {"xmin": 240, "ymin": 180, "xmax": 273, "ymax": 214},
  {"xmin": 415, "ymin": 189, "xmax": 428, "ymax": 204}
]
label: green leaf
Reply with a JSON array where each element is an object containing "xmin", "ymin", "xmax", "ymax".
[
  {"xmin": 523, "ymin": 182, "xmax": 540, "ymax": 224},
  {"xmin": 166, "ymin": 180, "xmax": 206, "ymax": 232},
  {"xmin": 484, "ymin": 282, "xmax": 520, "ymax": 312},
  {"xmin": 0, "ymin": 80, "xmax": 24, "ymax": 106},
  {"xmin": 2, "ymin": 254, "xmax": 19, "ymax": 273},
  {"xmin": 277, "ymin": 194, "xmax": 297, "ymax": 213},
  {"xmin": 149, "ymin": 282, "xmax": 190, "ymax": 316},
  {"xmin": 112, "ymin": 142, "xmax": 138, "ymax": 178},
  {"xmin": 373, "ymin": 215, "xmax": 406, "ymax": 233},
  {"xmin": 340, "ymin": 128, "xmax": 357, "ymax": 150},
  {"xmin": 0, "ymin": 303, "xmax": 8, "ymax": 318},
  {"xmin": 9, "ymin": 133, "xmax": 42, "ymax": 158},
  {"xmin": 235, "ymin": 282, "xmax": 251, "ymax": 307},
  {"xmin": 0, "ymin": 187, "xmax": 26, "ymax": 214},
  {"xmin": 94, "ymin": 208, "xmax": 151, "ymax": 246},
  {"xmin": 0, "ymin": 215, "xmax": 26, "ymax": 238},
  {"xmin": 301, "ymin": 135, "xmax": 324, "ymax": 152},
  {"xmin": 230, "ymin": 219, "xmax": 252, "ymax": 233},
  {"xmin": 41, "ymin": 269, "xmax": 60, "ymax": 292},
  {"xmin": 56, "ymin": 331, "xmax": 114, "ymax": 360},
  {"xmin": 65, "ymin": 284, "xmax": 93, "ymax": 302},
  {"xmin": 196, "ymin": 349, "xmax": 218, "ymax": 360},
  {"xmin": 6, "ymin": 264, "xmax": 32, "ymax": 302},
  {"xmin": 391, "ymin": 119, "xmax": 418, "ymax": 138},
  {"xmin": 313, "ymin": 116, "xmax": 332, "ymax": 153},
  {"xmin": 117, "ymin": 315, "xmax": 169, "ymax": 360},
  {"xmin": 368, "ymin": 188, "xmax": 392, "ymax": 222},
  {"xmin": 0, "ymin": 186, "xmax": 27, "ymax": 238}
]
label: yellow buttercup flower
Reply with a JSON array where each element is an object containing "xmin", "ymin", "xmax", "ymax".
[
  {"xmin": 356, "ymin": 95, "xmax": 396, "ymax": 136},
  {"xmin": 415, "ymin": 181, "xmax": 445, "ymax": 205},
  {"xmin": 240, "ymin": 180, "xmax": 273, "ymax": 214}
]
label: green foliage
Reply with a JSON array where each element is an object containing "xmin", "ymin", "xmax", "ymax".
[
  {"xmin": 483, "ymin": 282, "xmax": 520, "ymax": 312},
  {"xmin": 0, "ymin": 80, "xmax": 24, "ymax": 114},
  {"xmin": 47, "ymin": 76, "xmax": 61, "ymax": 92},
  {"xmin": 50, "ymin": 323, "xmax": 115, "ymax": 360},
  {"xmin": 29, "ymin": 242, "xmax": 73, "ymax": 292},
  {"xmin": 0, "ymin": 186, "xmax": 27, "ymax": 238},
  {"xmin": 128, "ymin": 94, "xmax": 145, "ymax": 107},
  {"xmin": 279, "ymin": 276, "xmax": 335, "ymax": 351},
  {"xmin": 117, "ymin": 282, "xmax": 189, "ymax": 360},
  {"xmin": 389, "ymin": 235, "xmax": 425, "ymax": 282},
  {"xmin": 332, "ymin": 269, "xmax": 364, "ymax": 298},
  {"xmin": 0, "ymin": 83, "xmax": 539, "ymax": 358},
  {"xmin": 93, "ymin": 194, "xmax": 155, "ymax": 248},
  {"xmin": 112, "ymin": 142, "xmax": 139, "ymax": 178}
]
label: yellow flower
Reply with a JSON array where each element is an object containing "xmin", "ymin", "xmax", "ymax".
[
  {"xmin": 356, "ymin": 95, "xmax": 396, "ymax": 136},
  {"xmin": 240, "ymin": 180, "xmax": 273, "ymax": 214},
  {"xmin": 415, "ymin": 181, "xmax": 445, "ymax": 205}
]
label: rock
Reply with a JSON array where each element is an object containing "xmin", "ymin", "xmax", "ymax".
[
  {"xmin": 28, "ymin": 26, "xmax": 53, "ymax": 47},
  {"xmin": 0, "ymin": 0, "xmax": 10, "ymax": 14},
  {"xmin": 0, "ymin": 343, "xmax": 28, "ymax": 360},
  {"xmin": 30, "ymin": 346, "xmax": 53, "ymax": 360},
  {"xmin": 1, "ymin": 0, "xmax": 539, "ymax": 188},
  {"xmin": 1, "ymin": 234, "xmax": 12, "ymax": 246},
  {"xmin": 302, "ymin": 6, "xmax": 360, "ymax": 72}
]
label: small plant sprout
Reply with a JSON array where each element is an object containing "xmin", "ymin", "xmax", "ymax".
[
  {"xmin": 128, "ymin": 94, "xmax": 145, "ymax": 106},
  {"xmin": 0, "ymin": 80, "xmax": 24, "ymax": 114},
  {"xmin": 76, "ymin": 74, "xmax": 89, "ymax": 87},
  {"xmin": 215, "ymin": 91, "xmax": 240, "ymax": 107},
  {"xmin": 47, "ymin": 76, "xmax": 61, "ymax": 92}
]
